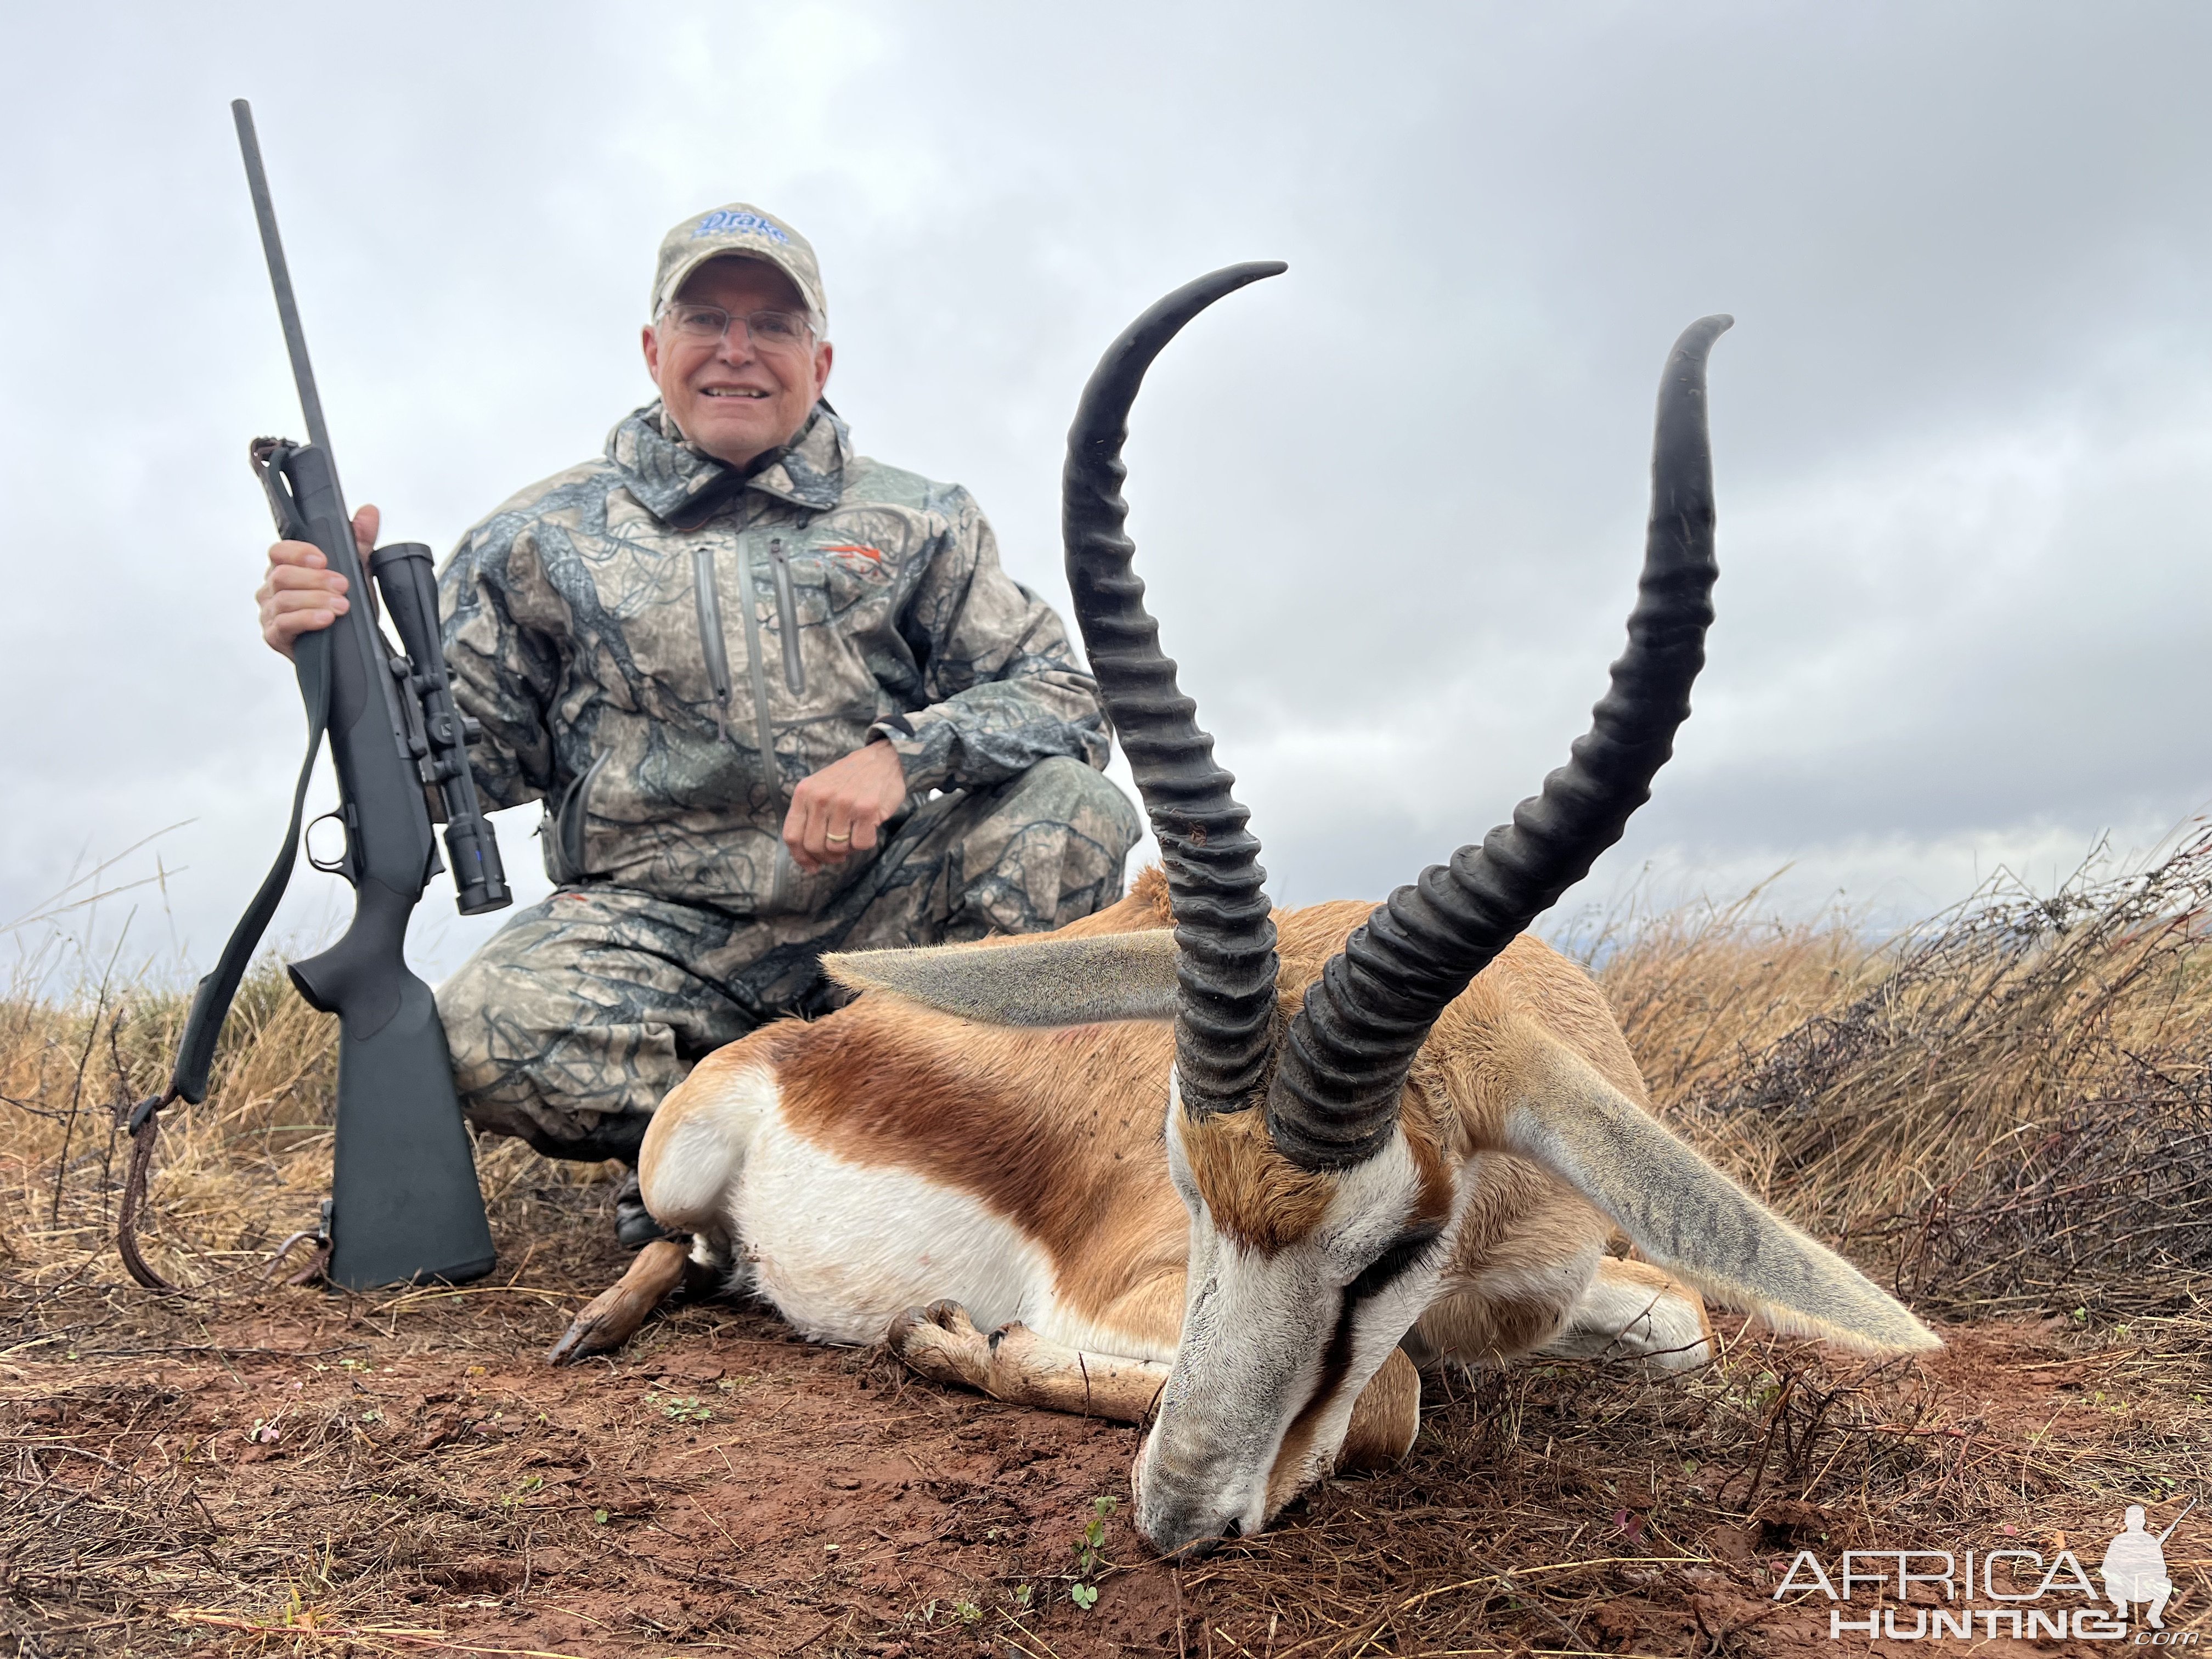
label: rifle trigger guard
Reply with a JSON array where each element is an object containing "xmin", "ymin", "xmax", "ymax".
[{"xmin": 304, "ymin": 807, "xmax": 351, "ymax": 877}]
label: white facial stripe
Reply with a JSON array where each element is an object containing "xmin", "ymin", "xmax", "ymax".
[
  {"xmin": 1158, "ymin": 1108, "xmax": 1328, "ymax": 1491},
  {"xmin": 1138, "ymin": 1102, "xmax": 1456, "ymax": 1549},
  {"xmin": 1316, "ymin": 1130, "xmax": 1430, "ymax": 1266}
]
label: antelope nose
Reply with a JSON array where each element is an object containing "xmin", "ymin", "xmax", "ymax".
[
  {"xmin": 1136, "ymin": 1487, "xmax": 1244, "ymax": 1556},
  {"xmin": 1144, "ymin": 1514, "xmax": 1229, "ymax": 1559}
]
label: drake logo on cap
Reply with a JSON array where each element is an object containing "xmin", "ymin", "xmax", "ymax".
[{"xmin": 693, "ymin": 210, "xmax": 790, "ymax": 244}]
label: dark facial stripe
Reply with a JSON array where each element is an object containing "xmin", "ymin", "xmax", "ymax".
[
  {"xmin": 1266, "ymin": 1228, "xmax": 1445, "ymax": 1493},
  {"xmin": 1345, "ymin": 1227, "xmax": 1443, "ymax": 1308}
]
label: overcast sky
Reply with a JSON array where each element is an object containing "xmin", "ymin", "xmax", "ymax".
[{"xmin": 5, "ymin": 2, "xmax": 2210, "ymax": 990}]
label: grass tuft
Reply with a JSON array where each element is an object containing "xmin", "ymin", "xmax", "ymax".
[{"xmin": 3, "ymin": 838, "xmax": 2210, "ymax": 1655}]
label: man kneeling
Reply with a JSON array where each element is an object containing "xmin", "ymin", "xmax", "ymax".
[{"xmin": 255, "ymin": 202, "xmax": 1139, "ymax": 1241}]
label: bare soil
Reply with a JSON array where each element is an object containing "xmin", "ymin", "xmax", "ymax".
[{"xmin": 2, "ymin": 1169, "xmax": 2205, "ymax": 1658}]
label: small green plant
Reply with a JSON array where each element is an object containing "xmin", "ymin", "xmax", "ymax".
[
  {"xmin": 1069, "ymin": 1494, "xmax": 1118, "ymax": 1609},
  {"xmin": 1012, "ymin": 1584, "xmax": 1032, "ymax": 1609},
  {"xmin": 952, "ymin": 1599, "xmax": 981, "ymax": 1624},
  {"xmin": 644, "ymin": 1391, "xmax": 714, "ymax": 1424},
  {"xmin": 1075, "ymin": 1496, "xmax": 1116, "ymax": 1573}
]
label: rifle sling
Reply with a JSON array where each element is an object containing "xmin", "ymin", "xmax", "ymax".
[{"xmin": 119, "ymin": 625, "xmax": 333, "ymax": 1293}]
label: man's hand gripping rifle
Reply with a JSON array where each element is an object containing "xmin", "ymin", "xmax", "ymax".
[{"xmin": 119, "ymin": 100, "xmax": 509, "ymax": 1294}]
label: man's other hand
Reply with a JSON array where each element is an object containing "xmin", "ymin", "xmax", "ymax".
[
  {"xmin": 258, "ymin": 504, "xmax": 379, "ymax": 658},
  {"xmin": 784, "ymin": 740, "xmax": 909, "ymax": 872}
]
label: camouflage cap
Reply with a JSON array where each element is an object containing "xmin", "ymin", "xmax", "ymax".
[{"xmin": 651, "ymin": 204, "xmax": 827, "ymax": 328}]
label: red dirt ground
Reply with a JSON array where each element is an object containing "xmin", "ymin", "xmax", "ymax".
[{"xmin": 2, "ymin": 1194, "xmax": 2205, "ymax": 1657}]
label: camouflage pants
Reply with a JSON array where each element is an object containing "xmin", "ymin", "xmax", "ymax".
[{"xmin": 438, "ymin": 757, "xmax": 1141, "ymax": 1161}]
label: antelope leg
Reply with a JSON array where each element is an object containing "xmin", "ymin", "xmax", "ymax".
[
  {"xmin": 1335, "ymin": 1346, "xmax": 1421, "ymax": 1472},
  {"xmin": 1539, "ymin": 1255, "xmax": 1714, "ymax": 1373},
  {"xmin": 548, "ymin": 1238, "xmax": 696, "ymax": 1365},
  {"xmin": 889, "ymin": 1300, "xmax": 1170, "ymax": 1423}
]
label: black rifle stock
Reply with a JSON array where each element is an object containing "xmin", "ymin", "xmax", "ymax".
[
  {"xmin": 118, "ymin": 100, "xmax": 505, "ymax": 1293},
  {"xmin": 258, "ymin": 441, "xmax": 503, "ymax": 1291}
]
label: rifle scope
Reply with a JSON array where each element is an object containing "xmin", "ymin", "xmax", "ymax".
[{"xmin": 369, "ymin": 542, "xmax": 511, "ymax": 916}]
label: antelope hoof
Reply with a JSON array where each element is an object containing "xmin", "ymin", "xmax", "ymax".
[
  {"xmin": 548, "ymin": 1237, "xmax": 692, "ymax": 1365},
  {"xmin": 888, "ymin": 1299, "xmax": 1006, "ymax": 1392}
]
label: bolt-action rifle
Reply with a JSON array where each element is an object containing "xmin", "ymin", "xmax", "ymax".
[{"xmin": 119, "ymin": 99, "xmax": 509, "ymax": 1293}]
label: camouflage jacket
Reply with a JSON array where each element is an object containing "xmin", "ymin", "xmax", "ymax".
[{"xmin": 438, "ymin": 402, "xmax": 1111, "ymax": 913}]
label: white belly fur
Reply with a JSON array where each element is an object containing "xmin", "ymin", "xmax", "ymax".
[
  {"xmin": 652, "ymin": 1063, "xmax": 1167, "ymax": 1356},
  {"xmin": 736, "ymin": 1110, "xmax": 1060, "ymax": 1347}
]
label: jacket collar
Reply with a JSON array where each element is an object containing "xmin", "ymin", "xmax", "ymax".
[{"xmin": 607, "ymin": 400, "xmax": 850, "ymax": 525}]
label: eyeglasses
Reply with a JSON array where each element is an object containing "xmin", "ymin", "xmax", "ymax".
[{"xmin": 657, "ymin": 302, "xmax": 816, "ymax": 352}]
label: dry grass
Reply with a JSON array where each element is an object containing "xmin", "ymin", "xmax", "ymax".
[
  {"xmin": 2, "ymin": 955, "xmax": 336, "ymax": 1291},
  {"xmin": 1595, "ymin": 827, "xmax": 2212, "ymax": 1323},
  {"xmin": 2, "ymin": 839, "xmax": 2210, "ymax": 1655},
  {"xmin": 0, "ymin": 947, "xmax": 617, "ymax": 1302}
]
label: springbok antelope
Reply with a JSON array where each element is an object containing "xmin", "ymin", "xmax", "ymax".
[{"xmin": 551, "ymin": 266, "xmax": 1939, "ymax": 1555}]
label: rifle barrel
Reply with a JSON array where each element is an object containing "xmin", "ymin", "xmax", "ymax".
[
  {"xmin": 2156, "ymin": 1494, "xmax": 2195, "ymax": 1544},
  {"xmin": 232, "ymin": 99, "xmax": 335, "ymax": 460}
]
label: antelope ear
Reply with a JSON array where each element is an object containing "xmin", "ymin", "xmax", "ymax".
[{"xmin": 823, "ymin": 930, "xmax": 1180, "ymax": 1027}]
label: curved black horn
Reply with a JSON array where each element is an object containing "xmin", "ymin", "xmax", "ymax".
[
  {"xmin": 1064, "ymin": 262, "xmax": 1289, "ymax": 1116},
  {"xmin": 1265, "ymin": 314, "xmax": 1734, "ymax": 1169}
]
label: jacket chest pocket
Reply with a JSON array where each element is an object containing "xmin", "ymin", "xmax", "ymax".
[
  {"xmin": 764, "ymin": 543, "xmax": 873, "ymax": 694},
  {"xmin": 764, "ymin": 538, "xmax": 806, "ymax": 697}
]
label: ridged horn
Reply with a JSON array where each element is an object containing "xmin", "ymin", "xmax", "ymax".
[
  {"xmin": 1064, "ymin": 262, "xmax": 1289, "ymax": 1116},
  {"xmin": 1265, "ymin": 314, "xmax": 1734, "ymax": 1169}
]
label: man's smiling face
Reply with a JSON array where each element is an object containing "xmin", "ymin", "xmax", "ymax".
[{"xmin": 640, "ymin": 255, "xmax": 833, "ymax": 470}]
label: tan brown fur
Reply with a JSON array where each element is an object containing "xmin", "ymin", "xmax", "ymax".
[
  {"xmin": 644, "ymin": 877, "xmax": 1189, "ymax": 1341},
  {"xmin": 1413, "ymin": 1158, "xmax": 1612, "ymax": 1363},
  {"xmin": 1327, "ymin": 1348, "xmax": 1422, "ymax": 1477},
  {"xmin": 635, "ymin": 884, "xmax": 1674, "ymax": 1351},
  {"xmin": 1176, "ymin": 1108, "xmax": 1334, "ymax": 1254},
  {"xmin": 597, "ymin": 879, "xmax": 1746, "ymax": 1523},
  {"xmin": 545, "ymin": 1238, "xmax": 701, "ymax": 1364},
  {"xmin": 772, "ymin": 1013, "xmax": 1186, "ymax": 1341},
  {"xmin": 1159, "ymin": 910, "xmax": 1596, "ymax": 1255},
  {"xmin": 1259, "ymin": 1341, "xmax": 1428, "ymax": 1517}
]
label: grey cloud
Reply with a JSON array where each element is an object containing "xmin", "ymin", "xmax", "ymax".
[{"xmin": 4, "ymin": 1, "xmax": 2209, "ymax": 989}]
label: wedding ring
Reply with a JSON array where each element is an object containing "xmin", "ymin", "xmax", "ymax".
[{"xmin": 825, "ymin": 830, "xmax": 851, "ymax": 843}]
